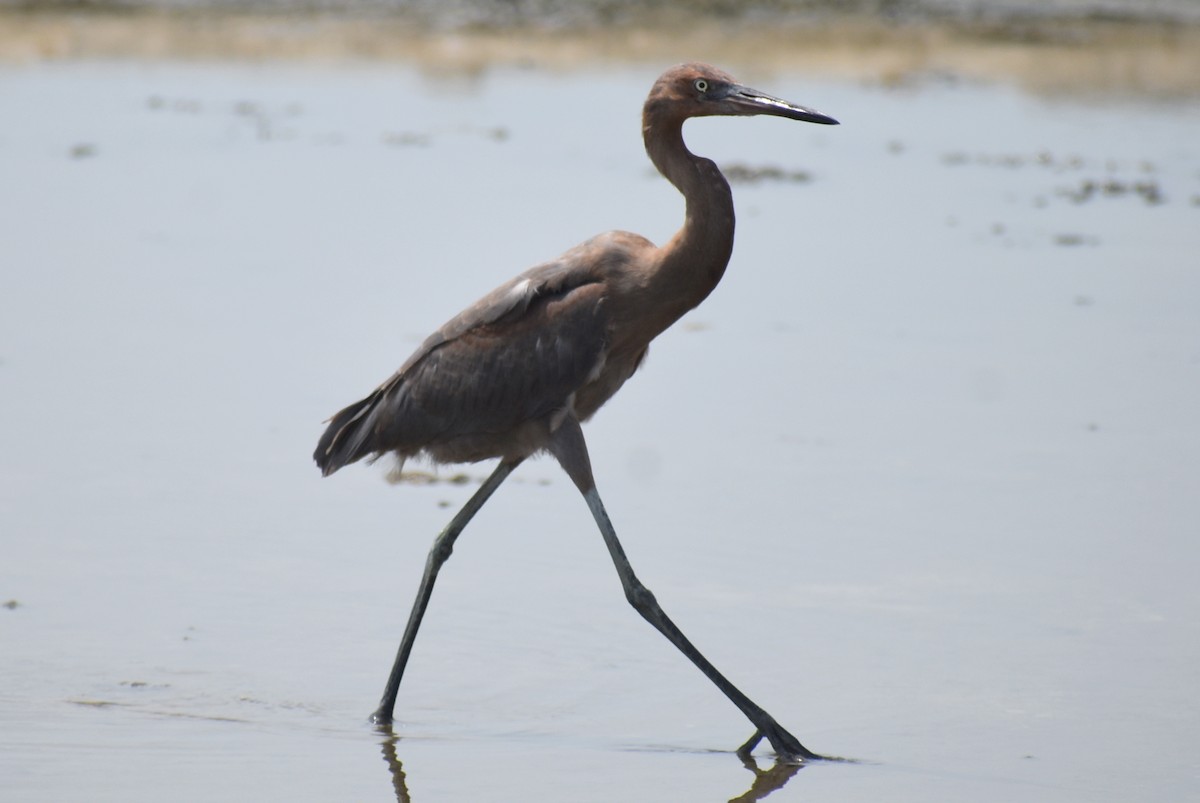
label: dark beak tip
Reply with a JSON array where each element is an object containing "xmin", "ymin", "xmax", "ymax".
[{"xmin": 801, "ymin": 110, "xmax": 839, "ymax": 126}]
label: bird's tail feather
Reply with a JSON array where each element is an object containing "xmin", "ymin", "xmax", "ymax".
[{"xmin": 314, "ymin": 392, "xmax": 382, "ymax": 476}]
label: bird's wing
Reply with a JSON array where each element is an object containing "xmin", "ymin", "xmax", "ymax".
[
  {"xmin": 397, "ymin": 256, "xmax": 592, "ymax": 374},
  {"xmin": 381, "ymin": 277, "xmax": 609, "ymax": 445},
  {"xmin": 314, "ymin": 241, "xmax": 635, "ymax": 474}
]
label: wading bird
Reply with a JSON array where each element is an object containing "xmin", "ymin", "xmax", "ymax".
[{"xmin": 315, "ymin": 63, "xmax": 838, "ymax": 763}]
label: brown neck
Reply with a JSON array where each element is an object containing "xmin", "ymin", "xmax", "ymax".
[{"xmin": 641, "ymin": 113, "xmax": 736, "ymax": 326}]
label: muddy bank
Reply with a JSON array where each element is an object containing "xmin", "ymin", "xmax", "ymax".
[{"xmin": 2, "ymin": 7, "xmax": 1199, "ymax": 97}]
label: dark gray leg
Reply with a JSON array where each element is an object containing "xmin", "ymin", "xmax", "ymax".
[
  {"xmin": 372, "ymin": 458, "xmax": 523, "ymax": 725},
  {"xmin": 549, "ymin": 416, "xmax": 821, "ymax": 763}
]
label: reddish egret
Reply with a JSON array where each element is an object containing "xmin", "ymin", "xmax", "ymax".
[{"xmin": 315, "ymin": 63, "xmax": 838, "ymax": 763}]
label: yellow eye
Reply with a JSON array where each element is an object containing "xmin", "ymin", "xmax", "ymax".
[{"xmin": 694, "ymin": 78, "xmax": 709, "ymax": 93}]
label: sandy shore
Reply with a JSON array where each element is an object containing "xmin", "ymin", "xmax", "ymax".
[{"xmin": 2, "ymin": 8, "xmax": 1199, "ymax": 96}]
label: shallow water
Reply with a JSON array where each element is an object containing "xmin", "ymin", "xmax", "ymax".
[{"xmin": 2, "ymin": 54, "xmax": 1199, "ymax": 802}]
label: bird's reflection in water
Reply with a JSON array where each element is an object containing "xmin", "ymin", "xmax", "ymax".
[
  {"xmin": 377, "ymin": 723, "xmax": 809, "ymax": 803},
  {"xmin": 728, "ymin": 754, "xmax": 805, "ymax": 803},
  {"xmin": 378, "ymin": 727, "xmax": 411, "ymax": 803}
]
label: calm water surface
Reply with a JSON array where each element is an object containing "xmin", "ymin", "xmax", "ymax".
[{"xmin": 2, "ymin": 59, "xmax": 1199, "ymax": 801}]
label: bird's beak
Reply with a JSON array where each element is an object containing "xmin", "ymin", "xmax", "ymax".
[{"xmin": 724, "ymin": 84, "xmax": 839, "ymax": 125}]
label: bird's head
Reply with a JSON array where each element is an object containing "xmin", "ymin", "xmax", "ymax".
[{"xmin": 645, "ymin": 63, "xmax": 838, "ymax": 126}]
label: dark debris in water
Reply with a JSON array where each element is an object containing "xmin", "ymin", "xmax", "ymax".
[
  {"xmin": 1058, "ymin": 178, "xmax": 1164, "ymax": 205},
  {"xmin": 119, "ymin": 680, "xmax": 171, "ymax": 689},
  {"xmin": 384, "ymin": 125, "xmax": 509, "ymax": 147},
  {"xmin": 941, "ymin": 149, "xmax": 1174, "ymax": 207},
  {"xmin": 147, "ymin": 95, "xmax": 202, "ymax": 113},
  {"xmin": 395, "ymin": 470, "xmax": 474, "ymax": 485},
  {"xmin": 395, "ymin": 469, "xmax": 552, "ymax": 488},
  {"xmin": 383, "ymin": 130, "xmax": 432, "ymax": 147},
  {"xmin": 69, "ymin": 699, "xmax": 127, "ymax": 708},
  {"xmin": 2, "ymin": 599, "xmax": 18, "ymax": 610},
  {"xmin": 942, "ymin": 149, "xmax": 1092, "ymax": 171},
  {"xmin": 722, "ymin": 163, "xmax": 813, "ymax": 185},
  {"xmin": 1054, "ymin": 232, "xmax": 1099, "ymax": 247},
  {"xmin": 147, "ymin": 94, "xmax": 306, "ymax": 141}
]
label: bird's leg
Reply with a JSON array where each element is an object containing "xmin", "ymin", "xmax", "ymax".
[
  {"xmin": 548, "ymin": 417, "xmax": 822, "ymax": 763},
  {"xmin": 581, "ymin": 484, "xmax": 821, "ymax": 763},
  {"xmin": 371, "ymin": 458, "xmax": 523, "ymax": 725}
]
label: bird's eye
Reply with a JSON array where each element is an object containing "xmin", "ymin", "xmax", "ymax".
[{"xmin": 694, "ymin": 78, "xmax": 709, "ymax": 93}]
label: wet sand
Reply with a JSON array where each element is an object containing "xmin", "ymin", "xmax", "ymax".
[{"xmin": 2, "ymin": 10, "xmax": 1199, "ymax": 803}]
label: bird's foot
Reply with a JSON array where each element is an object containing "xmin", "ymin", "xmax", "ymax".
[{"xmin": 737, "ymin": 720, "xmax": 826, "ymax": 764}]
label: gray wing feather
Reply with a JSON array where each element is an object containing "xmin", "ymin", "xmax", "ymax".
[{"xmin": 314, "ymin": 256, "xmax": 610, "ymax": 474}]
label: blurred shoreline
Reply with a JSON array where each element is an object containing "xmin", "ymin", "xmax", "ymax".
[{"xmin": 2, "ymin": 5, "xmax": 1199, "ymax": 97}]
